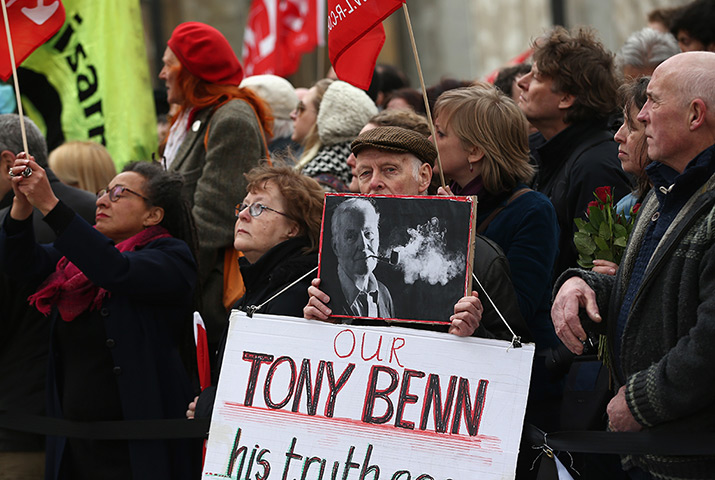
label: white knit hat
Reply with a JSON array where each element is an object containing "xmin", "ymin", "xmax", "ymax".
[
  {"xmin": 240, "ymin": 74, "xmax": 299, "ymax": 120},
  {"xmin": 317, "ymin": 80, "xmax": 378, "ymax": 146}
]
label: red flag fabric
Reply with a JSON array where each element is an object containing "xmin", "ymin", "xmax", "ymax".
[
  {"xmin": 328, "ymin": 0, "xmax": 404, "ymax": 90},
  {"xmin": 484, "ymin": 48, "xmax": 533, "ymax": 84},
  {"xmin": 243, "ymin": 0, "xmax": 324, "ymax": 78},
  {"xmin": 193, "ymin": 312, "xmax": 211, "ymax": 391},
  {"xmin": 0, "ymin": 0, "xmax": 65, "ymax": 81}
]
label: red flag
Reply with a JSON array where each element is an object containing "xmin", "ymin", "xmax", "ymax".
[
  {"xmin": 193, "ymin": 312, "xmax": 211, "ymax": 391},
  {"xmin": 484, "ymin": 48, "xmax": 533, "ymax": 84},
  {"xmin": 243, "ymin": 0, "xmax": 324, "ymax": 77},
  {"xmin": 0, "ymin": 0, "xmax": 65, "ymax": 81},
  {"xmin": 328, "ymin": 0, "xmax": 404, "ymax": 90}
]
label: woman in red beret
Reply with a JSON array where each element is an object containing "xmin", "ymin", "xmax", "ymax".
[{"xmin": 159, "ymin": 22, "xmax": 274, "ymax": 356}]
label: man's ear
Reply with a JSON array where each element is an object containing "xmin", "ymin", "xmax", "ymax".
[
  {"xmin": 688, "ymin": 99, "xmax": 707, "ymax": 131},
  {"xmin": 417, "ymin": 163, "xmax": 433, "ymax": 194},
  {"xmin": 143, "ymin": 206, "xmax": 165, "ymax": 228},
  {"xmin": 558, "ymin": 93, "xmax": 575, "ymax": 110}
]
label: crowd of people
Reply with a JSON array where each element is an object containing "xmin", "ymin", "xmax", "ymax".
[{"xmin": 2, "ymin": 1, "xmax": 715, "ymax": 479}]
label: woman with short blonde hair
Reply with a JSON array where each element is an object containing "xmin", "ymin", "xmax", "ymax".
[
  {"xmin": 49, "ymin": 141, "xmax": 117, "ymax": 194},
  {"xmin": 432, "ymin": 84, "xmax": 560, "ymax": 358},
  {"xmin": 434, "ymin": 83, "xmax": 534, "ymax": 194}
]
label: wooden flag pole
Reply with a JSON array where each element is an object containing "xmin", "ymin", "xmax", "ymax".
[
  {"xmin": 401, "ymin": 2, "xmax": 445, "ymax": 188},
  {"xmin": 1, "ymin": 0, "xmax": 29, "ymax": 156}
]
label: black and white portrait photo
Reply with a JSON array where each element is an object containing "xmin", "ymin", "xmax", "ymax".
[{"xmin": 318, "ymin": 194, "xmax": 476, "ymax": 324}]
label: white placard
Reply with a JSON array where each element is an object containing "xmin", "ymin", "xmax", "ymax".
[{"xmin": 203, "ymin": 312, "xmax": 534, "ymax": 480}]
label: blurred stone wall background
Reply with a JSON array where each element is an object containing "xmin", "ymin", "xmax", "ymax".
[{"xmin": 141, "ymin": 0, "xmax": 692, "ymax": 90}]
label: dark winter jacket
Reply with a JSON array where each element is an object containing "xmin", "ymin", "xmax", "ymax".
[
  {"xmin": 530, "ymin": 121, "xmax": 632, "ymax": 280},
  {"xmin": 0, "ymin": 201, "xmax": 199, "ymax": 480},
  {"xmin": 196, "ymin": 236, "xmax": 317, "ymax": 419}
]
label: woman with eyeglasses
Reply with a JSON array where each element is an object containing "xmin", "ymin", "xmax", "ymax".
[
  {"xmin": 187, "ymin": 162, "xmax": 324, "ymax": 420},
  {"xmin": 1, "ymin": 155, "xmax": 201, "ymax": 479}
]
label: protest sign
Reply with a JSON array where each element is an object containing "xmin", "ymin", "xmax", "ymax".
[
  {"xmin": 202, "ymin": 312, "xmax": 534, "ymax": 479},
  {"xmin": 318, "ymin": 194, "xmax": 476, "ymax": 326}
]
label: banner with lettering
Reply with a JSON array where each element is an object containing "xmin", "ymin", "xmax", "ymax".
[
  {"xmin": 202, "ymin": 312, "xmax": 534, "ymax": 479},
  {"xmin": 18, "ymin": 0, "xmax": 156, "ymax": 168}
]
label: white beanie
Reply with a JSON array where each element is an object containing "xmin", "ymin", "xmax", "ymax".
[
  {"xmin": 240, "ymin": 74, "xmax": 299, "ymax": 120},
  {"xmin": 317, "ymin": 80, "xmax": 378, "ymax": 146}
]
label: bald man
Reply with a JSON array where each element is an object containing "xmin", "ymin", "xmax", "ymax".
[{"xmin": 552, "ymin": 52, "xmax": 715, "ymax": 479}]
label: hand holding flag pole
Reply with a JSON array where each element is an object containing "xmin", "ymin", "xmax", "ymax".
[{"xmin": 1, "ymin": 0, "xmax": 29, "ymax": 155}]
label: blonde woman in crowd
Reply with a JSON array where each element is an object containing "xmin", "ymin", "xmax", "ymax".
[
  {"xmin": 49, "ymin": 141, "xmax": 117, "ymax": 195},
  {"xmin": 292, "ymin": 79, "xmax": 377, "ymax": 192}
]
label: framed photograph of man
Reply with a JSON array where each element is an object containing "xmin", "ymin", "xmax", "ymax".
[{"xmin": 318, "ymin": 193, "xmax": 477, "ymax": 325}]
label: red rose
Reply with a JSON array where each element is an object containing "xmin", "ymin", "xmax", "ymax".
[
  {"xmin": 632, "ymin": 203, "xmax": 641, "ymax": 215},
  {"xmin": 588, "ymin": 200, "xmax": 599, "ymax": 208},
  {"xmin": 594, "ymin": 186, "xmax": 611, "ymax": 203}
]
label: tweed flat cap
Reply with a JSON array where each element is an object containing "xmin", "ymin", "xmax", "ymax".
[{"xmin": 351, "ymin": 126, "xmax": 437, "ymax": 166}]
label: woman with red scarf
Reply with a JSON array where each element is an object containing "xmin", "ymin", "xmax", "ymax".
[{"xmin": 1, "ymin": 156, "xmax": 200, "ymax": 479}]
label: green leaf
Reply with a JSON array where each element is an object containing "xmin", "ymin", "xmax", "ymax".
[
  {"xmin": 614, "ymin": 237, "xmax": 628, "ymax": 247},
  {"xmin": 595, "ymin": 249, "xmax": 614, "ymax": 261},
  {"xmin": 590, "ymin": 206, "xmax": 605, "ymax": 226},
  {"xmin": 598, "ymin": 220, "xmax": 612, "ymax": 239},
  {"xmin": 574, "ymin": 218, "xmax": 586, "ymax": 230},
  {"xmin": 594, "ymin": 236, "xmax": 609, "ymax": 251},
  {"xmin": 574, "ymin": 232, "xmax": 596, "ymax": 255},
  {"xmin": 577, "ymin": 258, "xmax": 594, "ymax": 268},
  {"xmin": 614, "ymin": 223, "xmax": 628, "ymax": 238},
  {"xmin": 583, "ymin": 223, "xmax": 598, "ymax": 235}
]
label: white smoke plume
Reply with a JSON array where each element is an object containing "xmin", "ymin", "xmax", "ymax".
[{"xmin": 386, "ymin": 217, "xmax": 465, "ymax": 286}]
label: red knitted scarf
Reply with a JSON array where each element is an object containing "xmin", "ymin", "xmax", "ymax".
[{"xmin": 28, "ymin": 225, "xmax": 171, "ymax": 322}]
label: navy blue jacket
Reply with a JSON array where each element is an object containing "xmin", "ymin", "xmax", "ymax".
[{"xmin": 477, "ymin": 184, "xmax": 561, "ymax": 350}]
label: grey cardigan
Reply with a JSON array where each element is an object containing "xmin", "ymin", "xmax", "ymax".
[{"xmin": 557, "ymin": 171, "xmax": 715, "ymax": 479}]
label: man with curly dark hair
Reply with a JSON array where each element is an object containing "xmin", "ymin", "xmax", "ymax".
[
  {"xmin": 517, "ymin": 26, "xmax": 632, "ymax": 280},
  {"xmin": 669, "ymin": 0, "xmax": 715, "ymax": 52}
]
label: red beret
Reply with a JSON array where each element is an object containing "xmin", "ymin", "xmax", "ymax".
[{"xmin": 167, "ymin": 22, "xmax": 244, "ymax": 85}]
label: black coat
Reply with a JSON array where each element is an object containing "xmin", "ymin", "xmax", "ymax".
[
  {"xmin": 0, "ymin": 169, "xmax": 96, "ymax": 453},
  {"xmin": 0, "ymin": 201, "xmax": 200, "ymax": 480},
  {"xmin": 530, "ymin": 121, "xmax": 632, "ymax": 280},
  {"xmin": 233, "ymin": 236, "xmax": 317, "ymax": 318}
]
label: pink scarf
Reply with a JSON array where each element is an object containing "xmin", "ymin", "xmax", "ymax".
[{"xmin": 28, "ymin": 226, "xmax": 171, "ymax": 322}]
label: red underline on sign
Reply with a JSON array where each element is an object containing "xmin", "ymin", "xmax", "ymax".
[{"xmin": 218, "ymin": 402, "xmax": 503, "ymax": 458}]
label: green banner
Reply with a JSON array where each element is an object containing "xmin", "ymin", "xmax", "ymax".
[{"xmin": 20, "ymin": 0, "xmax": 157, "ymax": 168}]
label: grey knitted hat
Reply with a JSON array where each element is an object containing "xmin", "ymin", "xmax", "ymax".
[
  {"xmin": 351, "ymin": 126, "xmax": 437, "ymax": 166},
  {"xmin": 317, "ymin": 80, "xmax": 378, "ymax": 146}
]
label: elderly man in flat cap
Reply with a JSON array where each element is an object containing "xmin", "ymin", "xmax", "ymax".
[
  {"xmin": 305, "ymin": 126, "xmax": 530, "ymax": 341},
  {"xmin": 349, "ymin": 126, "xmax": 435, "ymax": 196}
]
